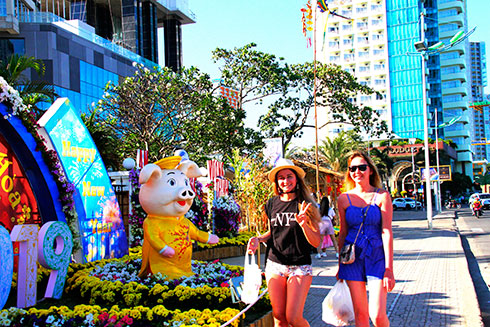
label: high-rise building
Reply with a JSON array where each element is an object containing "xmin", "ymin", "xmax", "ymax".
[
  {"xmin": 0, "ymin": 0, "xmax": 194, "ymax": 113},
  {"xmin": 317, "ymin": 0, "xmax": 391, "ymax": 139},
  {"xmin": 317, "ymin": 0, "xmax": 473, "ymax": 176},
  {"xmin": 438, "ymin": 0, "xmax": 472, "ymax": 175},
  {"xmin": 469, "ymin": 42, "xmax": 488, "ymax": 162}
]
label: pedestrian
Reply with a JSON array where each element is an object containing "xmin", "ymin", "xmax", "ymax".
[
  {"xmin": 337, "ymin": 150, "xmax": 395, "ymax": 327},
  {"xmin": 316, "ymin": 196, "xmax": 339, "ymax": 259},
  {"xmin": 247, "ymin": 158, "xmax": 321, "ymax": 327}
]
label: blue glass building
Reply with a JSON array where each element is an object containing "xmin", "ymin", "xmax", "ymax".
[
  {"xmin": 386, "ymin": 0, "xmax": 441, "ymax": 140},
  {"xmin": 0, "ymin": 0, "xmax": 195, "ymax": 113}
]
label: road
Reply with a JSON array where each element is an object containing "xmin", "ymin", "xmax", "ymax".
[
  {"xmin": 451, "ymin": 205, "xmax": 490, "ymax": 326},
  {"xmin": 397, "ymin": 205, "xmax": 490, "ymax": 326}
]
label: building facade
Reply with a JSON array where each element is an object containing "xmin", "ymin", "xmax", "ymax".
[
  {"xmin": 469, "ymin": 41, "xmax": 488, "ymax": 164},
  {"xmin": 317, "ymin": 0, "xmax": 391, "ymax": 138},
  {"xmin": 0, "ymin": 0, "xmax": 194, "ymax": 113},
  {"xmin": 437, "ymin": 0, "xmax": 472, "ymax": 175},
  {"xmin": 317, "ymin": 0, "xmax": 473, "ymax": 176}
]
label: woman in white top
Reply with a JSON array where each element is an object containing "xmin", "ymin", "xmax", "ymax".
[{"xmin": 316, "ymin": 196, "xmax": 339, "ymax": 258}]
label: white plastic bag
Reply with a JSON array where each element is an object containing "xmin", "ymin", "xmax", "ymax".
[
  {"xmin": 241, "ymin": 252, "xmax": 262, "ymax": 304},
  {"xmin": 322, "ymin": 280, "xmax": 355, "ymax": 326}
]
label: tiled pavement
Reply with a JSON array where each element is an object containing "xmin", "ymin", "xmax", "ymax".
[{"xmin": 223, "ymin": 211, "xmax": 483, "ymax": 326}]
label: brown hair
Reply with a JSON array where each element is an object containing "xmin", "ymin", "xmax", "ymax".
[
  {"xmin": 344, "ymin": 150, "xmax": 382, "ymax": 191},
  {"xmin": 272, "ymin": 168, "xmax": 321, "ymax": 228}
]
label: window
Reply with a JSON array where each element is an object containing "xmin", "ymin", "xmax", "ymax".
[{"xmin": 0, "ymin": 38, "xmax": 25, "ymax": 62}]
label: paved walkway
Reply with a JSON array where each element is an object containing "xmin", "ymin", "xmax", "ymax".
[{"xmin": 223, "ymin": 212, "xmax": 483, "ymax": 326}]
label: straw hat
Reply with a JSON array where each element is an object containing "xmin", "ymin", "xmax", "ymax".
[{"xmin": 268, "ymin": 158, "xmax": 305, "ymax": 182}]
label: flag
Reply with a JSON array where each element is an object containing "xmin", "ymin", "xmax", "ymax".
[
  {"xmin": 136, "ymin": 150, "xmax": 148, "ymax": 169},
  {"xmin": 189, "ymin": 177, "xmax": 197, "ymax": 194},
  {"xmin": 215, "ymin": 178, "xmax": 229, "ymax": 198},
  {"xmin": 207, "ymin": 160, "xmax": 224, "ymax": 181}
]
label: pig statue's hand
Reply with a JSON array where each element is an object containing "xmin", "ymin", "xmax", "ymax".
[
  {"xmin": 159, "ymin": 246, "xmax": 175, "ymax": 257},
  {"xmin": 207, "ymin": 234, "xmax": 219, "ymax": 244}
]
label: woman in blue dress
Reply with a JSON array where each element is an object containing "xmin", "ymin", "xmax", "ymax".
[{"xmin": 337, "ymin": 150, "xmax": 395, "ymax": 327}]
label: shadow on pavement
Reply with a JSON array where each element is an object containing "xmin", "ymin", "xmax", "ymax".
[{"xmin": 460, "ymin": 235, "xmax": 490, "ymax": 326}]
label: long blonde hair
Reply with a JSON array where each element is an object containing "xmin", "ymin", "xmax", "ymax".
[{"xmin": 344, "ymin": 150, "xmax": 382, "ymax": 191}]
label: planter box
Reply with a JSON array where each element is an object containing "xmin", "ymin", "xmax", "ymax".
[
  {"xmin": 192, "ymin": 244, "xmax": 247, "ymax": 261},
  {"xmin": 246, "ymin": 310, "xmax": 273, "ymax": 327},
  {"xmin": 193, "ymin": 244, "xmax": 267, "ymax": 261}
]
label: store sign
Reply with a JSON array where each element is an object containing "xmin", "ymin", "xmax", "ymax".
[
  {"xmin": 420, "ymin": 165, "xmax": 451, "ymax": 182},
  {"xmin": 38, "ymin": 98, "xmax": 128, "ymax": 262}
]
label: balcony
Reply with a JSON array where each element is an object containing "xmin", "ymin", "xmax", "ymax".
[
  {"xmin": 442, "ymin": 85, "xmax": 468, "ymax": 96},
  {"xmin": 357, "ymin": 38, "xmax": 369, "ymax": 46},
  {"xmin": 439, "ymin": 12, "xmax": 464, "ymax": 25},
  {"xmin": 439, "ymin": 27, "xmax": 461, "ymax": 39},
  {"xmin": 370, "ymin": 5, "xmax": 383, "ymax": 13},
  {"xmin": 439, "ymin": 0, "xmax": 464, "ymax": 12},
  {"xmin": 156, "ymin": 0, "xmax": 196, "ymax": 24},
  {"xmin": 442, "ymin": 71, "xmax": 466, "ymax": 82},
  {"xmin": 357, "ymin": 23, "xmax": 369, "ymax": 31},
  {"xmin": 442, "ymin": 99, "xmax": 468, "ymax": 110},
  {"xmin": 371, "ymin": 19, "xmax": 384, "ymax": 28},
  {"xmin": 342, "ymin": 40, "xmax": 354, "ymax": 49},
  {"xmin": 457, "ymin": 151, "xmax": 473, "ymax": 162},
  {"xmin": 358, "ymin": 67, "xmax": 371, "ymax": 75},
  {"xmin": 372, "ymin": 49, "xmax": 385, "ymax": 58},
  {"xmin": 440, "ymin": 56, "xmax": 466, "ymax": 67},
  {"xmin": 371, "ymin": 34, "xmax": 385, "ymax": 44},
  {"xmin": 445, "ymin": 127, "xmax": 470, "ymax": 139},
  {"xmin": 21, "ymin": 13, "xmax": 157, "ymax": 67}
]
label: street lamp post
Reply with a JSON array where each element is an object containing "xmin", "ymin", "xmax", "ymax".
[{"xmin": 409, "ymin": 13, "xmax": 475, "ymax": 229}]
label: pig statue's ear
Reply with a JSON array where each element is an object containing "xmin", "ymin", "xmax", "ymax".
[
  {"xmin": 139, "ymin": 163, "xmax": 162, "ymax": 185},
  {"xmin": 178, "ymin": 161, "xmax": 203, "ymax": 179}
]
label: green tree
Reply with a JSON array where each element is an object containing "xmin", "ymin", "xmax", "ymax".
[
  {"xmin": 474, "ymin": 173, "xmax": 490, "ymax": 189},
  {"xmin": 259, "ymin": 62, "xmax": 389, "ymax": 151},
  {"xmin": 369, "ymin": 146, "xmax": 395, "ymax": 183},
  {"xmin": 441, "ymin": 172, "xmax": 473, "ymax": 197},
  {"xmin": 0, "ymin": 54, "xmax": 56, "ymax": 118},
  {"xmin": 212, "ymin": 43, "xmax": 290, "ymax": 109},
  {"xmin": 95, "ymin": 64, "xmax": 261, "ymax": 163},
  {"xmin": 318, "ymin": 130, "xmax": 362, "ymax": 173}
]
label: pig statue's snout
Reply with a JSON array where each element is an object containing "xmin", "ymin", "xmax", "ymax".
[{"xmin": 180, "ymin": 188, "xmax": 195, "ymax": 199}]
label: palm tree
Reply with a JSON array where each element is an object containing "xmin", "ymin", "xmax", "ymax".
[
  {"xmin": 319, "ymin": 130, "xmax": 362, "ymax": 173},
  {"xmin": 368, "ymin": 147, "xmax": 394, "ymax": 183},
  {"xmin": 0, "ymin": 54, "xmax": 57, "ymax": 118}
]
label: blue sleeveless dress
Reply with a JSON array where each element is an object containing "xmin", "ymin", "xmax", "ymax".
[{"xmin": 338, "ymin": 190, "xmax": 386, "ymax": 281}]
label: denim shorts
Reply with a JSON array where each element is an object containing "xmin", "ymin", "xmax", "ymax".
[{"xmin": 265, "ymin": 259, "xmax": 313, "ymax": 277}]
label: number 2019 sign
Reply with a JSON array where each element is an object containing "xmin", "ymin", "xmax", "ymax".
[{"xmin": 0, "ymin": 221, "xmax": 72, "ymax": 309}]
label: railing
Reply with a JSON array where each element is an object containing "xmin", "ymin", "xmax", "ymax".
[
  {"xmin": 20, "ymin": 12, "xmax": 157, "ymax": 68},
  {"xmin": 156, "ymin": 0, "xmax": 195, "ymax": 20}
]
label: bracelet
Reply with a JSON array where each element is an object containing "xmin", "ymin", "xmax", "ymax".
[{"xmin": 385, "ymin": 267, "xmax": 393, "ymax": 271}]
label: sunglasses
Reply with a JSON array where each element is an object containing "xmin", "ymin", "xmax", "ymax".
[{"xmin": 349, "ymin": 164, "xmax": 368, "ymax": 172}]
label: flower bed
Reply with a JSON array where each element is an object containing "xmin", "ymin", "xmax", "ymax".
[{"xmin": 3, "ymin": 252, "xmax": 271, "ymax": 327}]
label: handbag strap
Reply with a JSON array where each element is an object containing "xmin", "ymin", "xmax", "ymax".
[{"xmin": 352, "ymin": 189, "xmax": 378, "ymax": 245}]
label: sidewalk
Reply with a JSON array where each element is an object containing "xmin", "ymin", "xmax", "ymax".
[{"xmin": 222, "ymin": 212, "xmax": 483, "ymax": 326}]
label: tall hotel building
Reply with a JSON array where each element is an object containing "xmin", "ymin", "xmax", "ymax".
[
  {"xmin": 469, "ymin": 42, "xmax": 488, "ymax": 165},
  {"xmin": 0, "ymin": 0, "xmax": 194, "ymax": 113},
  {"xmin": 318, "ymin": 0, "xmax": 473, "ymax": 175}
]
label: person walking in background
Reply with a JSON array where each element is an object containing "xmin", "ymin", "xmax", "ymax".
[
  {"xmin": 247, "ymin": 158, "xmax": 321, "ymax": 327},
  {"xmin": 316, "ymin": 196, "xmax": 339, "ymax": 259},
  {"xmin": 337, "ymin": 150, "xmax": 395, "ymax": 327}
]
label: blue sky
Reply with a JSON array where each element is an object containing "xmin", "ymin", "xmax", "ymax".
[
  {"xmin": 181, "ymin": 0, "xmax": 489, "ymax": 90},
  {"xmin": 174, "ymin": 0, "xmax": 489, "ymax": 143}
]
